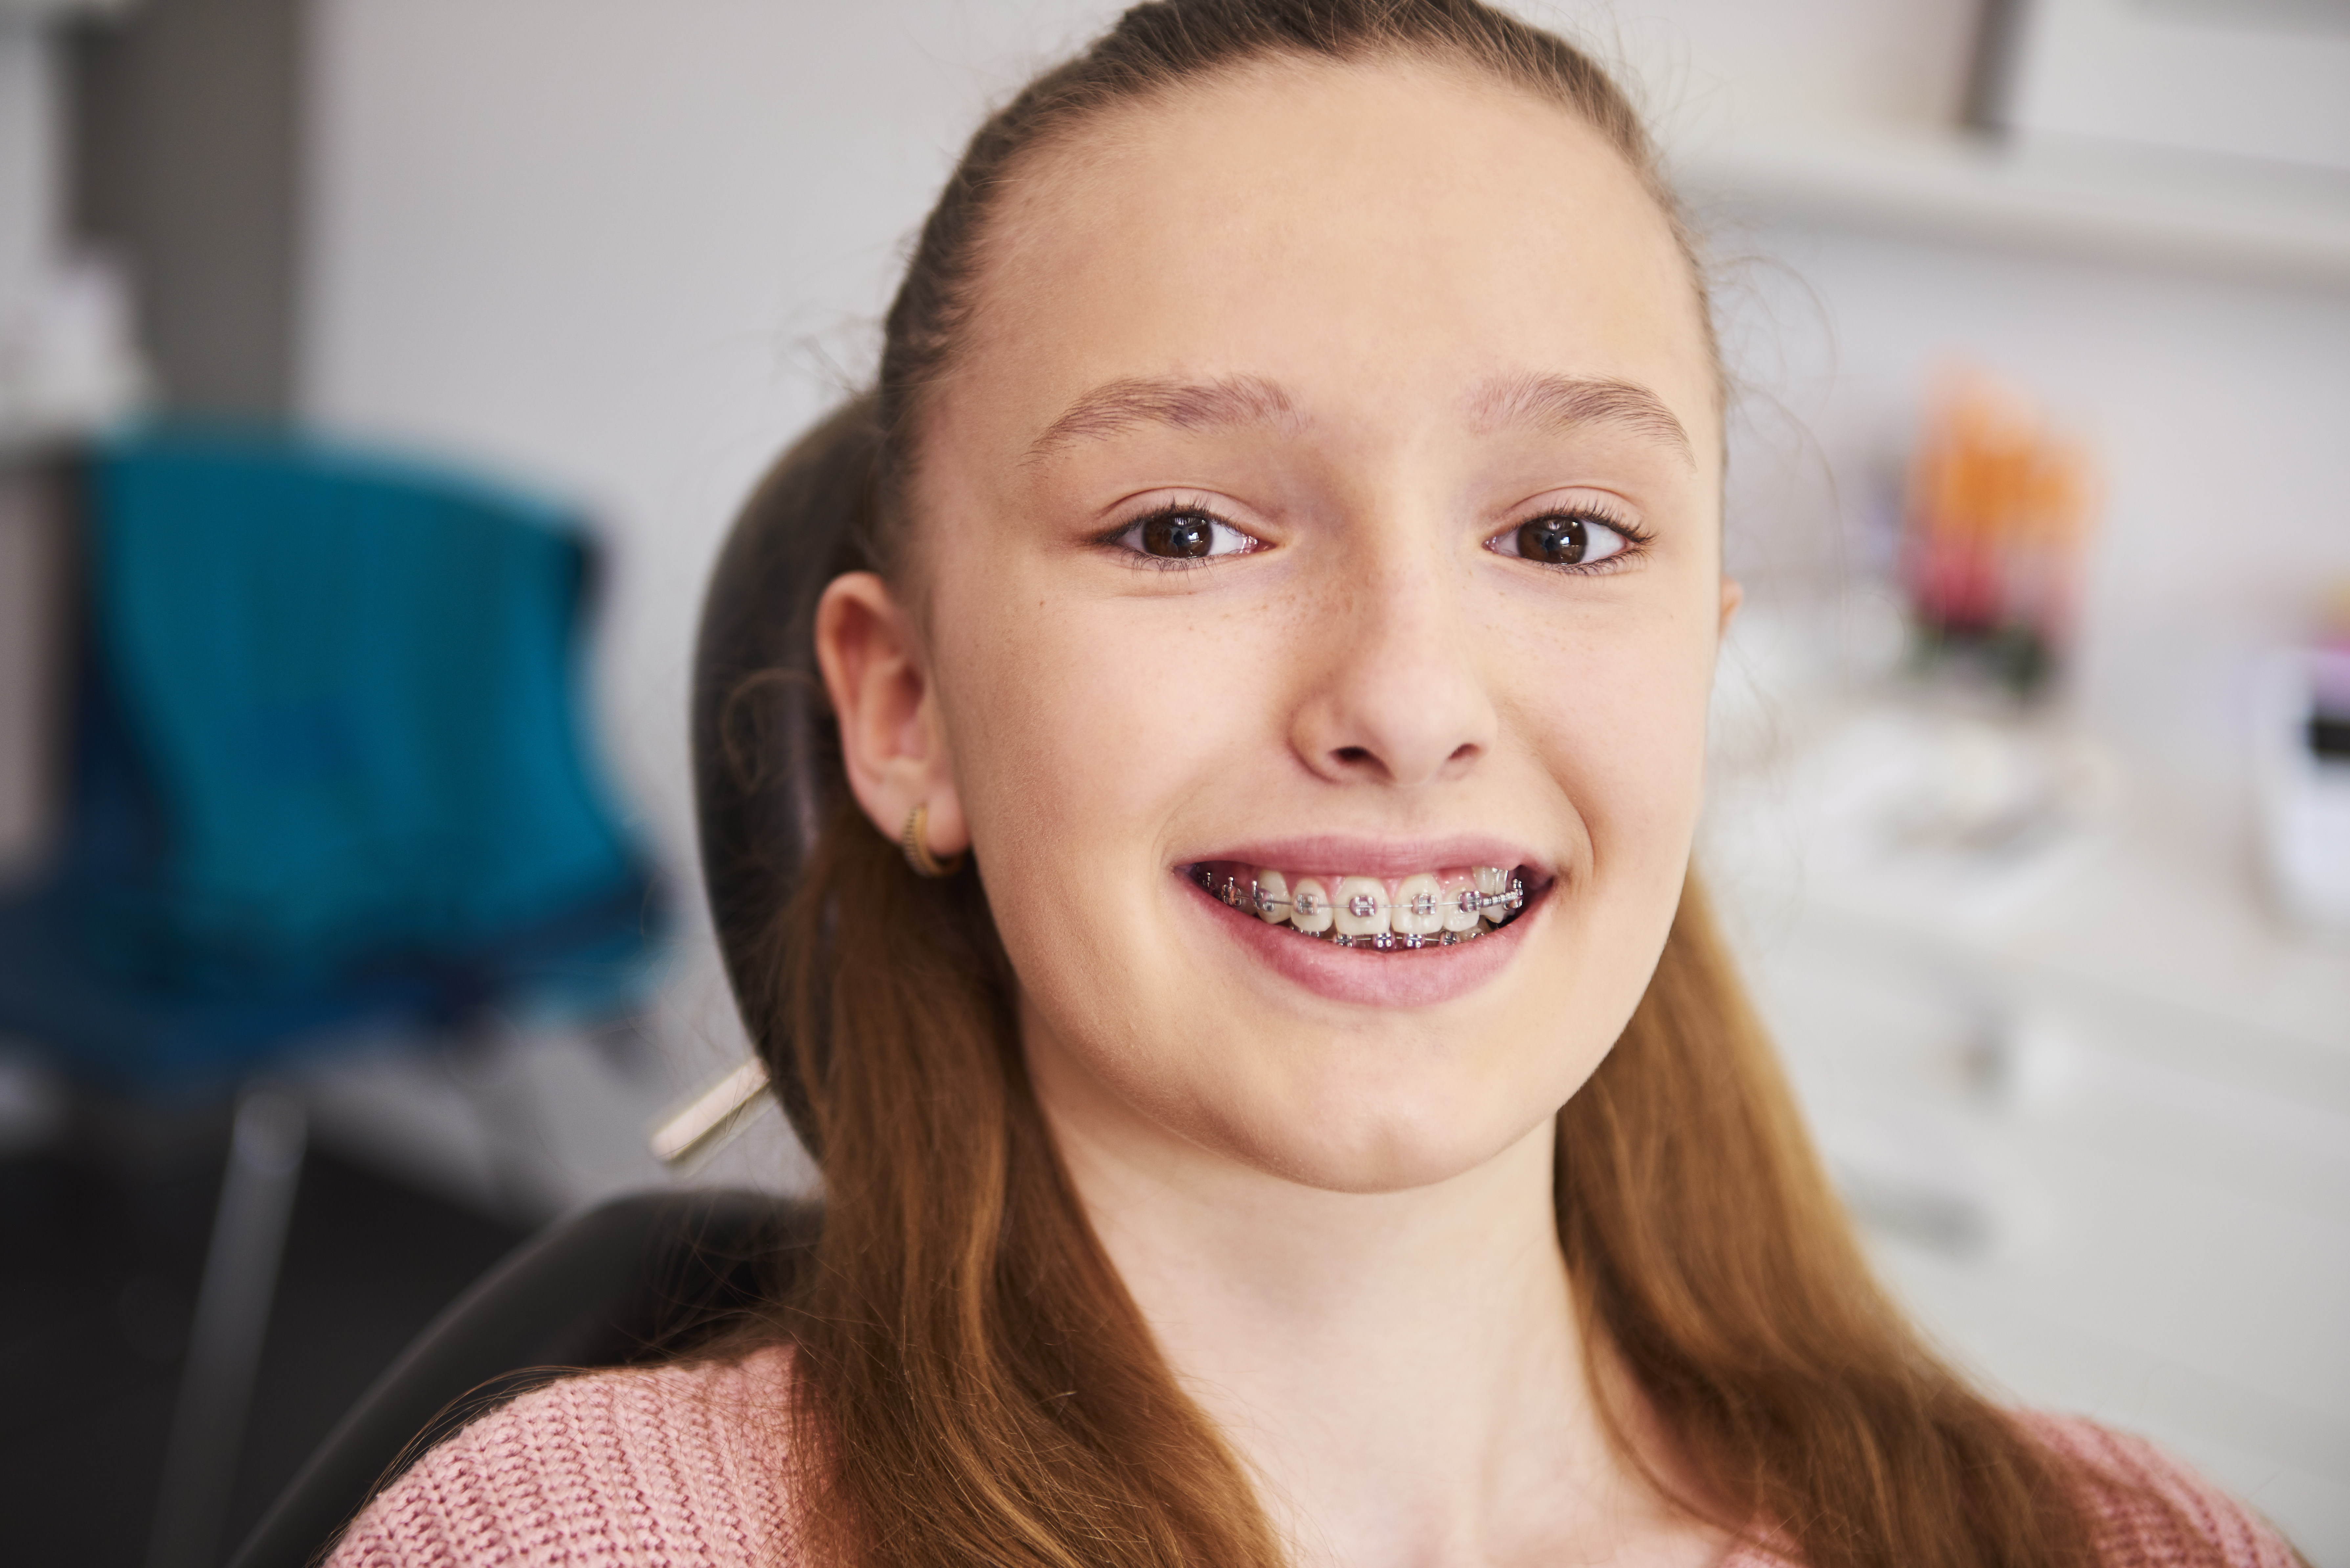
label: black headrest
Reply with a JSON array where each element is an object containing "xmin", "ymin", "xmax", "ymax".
[{"xmin": 688, "ymin": 396, "xmax": 880, "ymax": 1149}]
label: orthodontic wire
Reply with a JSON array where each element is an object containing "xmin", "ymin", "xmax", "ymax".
[{"xmin": 1189, "ymin": 865, "xmax": 1527, "ymax": 948}]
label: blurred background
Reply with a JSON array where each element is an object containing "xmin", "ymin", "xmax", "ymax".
[{"xmin": 0, "ymin": 0, "xmax": 2343, "ymax": 1562}]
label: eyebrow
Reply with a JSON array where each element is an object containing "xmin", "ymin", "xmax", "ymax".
[
  {"xmin": 1021, "ymin": 369, "xmax": 1696, "ymax": 469},
  {"xmin": 1466, "ymin": 372, "xmax": 1696, "ymax": 469},
  {"xmin": 1024, "ymin": 375, "xmax": 1303, "ymax": 463}
]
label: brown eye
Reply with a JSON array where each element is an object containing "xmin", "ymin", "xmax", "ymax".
[
  {"xmin": 1110, "ymin": 505, "xmax": 1260, "ymax": 566},
  {"xmin": 1492, "ymin": 511, "xmax": 1634, "ymax": 568},
  {"xmin": 1517, "ymin": 515, "xmax": 1590, "ymax": 564},
  {"xmin": 1141, "ymin": 511, "xmax": 1217, "ymax": 558}
]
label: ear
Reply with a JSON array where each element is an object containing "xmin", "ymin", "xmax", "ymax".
[
  {"xmin": 1718, "ymin": 576, "xmax": 1744, "ymax": 637},
  {"xmin": 814, "ymin": 571, "xmax": 969, "ymax": 862}
]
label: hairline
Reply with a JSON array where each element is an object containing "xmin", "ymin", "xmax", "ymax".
[
  {"xmin": 941, "ymin": 43, "xmax": 1710, "ymax": 413},
  {"xmin": 882, "ymin": 36, "xmax": 1724, "ymax": 594}
]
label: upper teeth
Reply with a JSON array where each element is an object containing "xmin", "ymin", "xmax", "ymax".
[{"xmin": 1198, "ymin": 863, "xmax": 1525, "ymax": 946}]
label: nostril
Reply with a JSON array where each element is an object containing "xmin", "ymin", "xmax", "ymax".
[
  {"xmin": 1333, "ymin": 745, "xmax": 1374, "ymax": 767},
  {"xmin": 1448, "ymin": 742, "xmax": 1477, "ymax": 764}
]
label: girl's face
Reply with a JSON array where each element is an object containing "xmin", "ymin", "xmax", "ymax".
[{"xmin": 847, "ymin": 57, "xmax": 1729, "ymax": 1194}]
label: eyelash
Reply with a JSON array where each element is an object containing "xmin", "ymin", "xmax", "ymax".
[
  {"xmin": 1096, "ymin": 499, "xmax": 1655, "ymax": 573},
  {"xmin": 1488, "ymin": 503, "xmax": 1654, "ymax": 576},
  {"xmin": 1097, "ymin": 500, "xmax": 1262, "ymax": 571}
]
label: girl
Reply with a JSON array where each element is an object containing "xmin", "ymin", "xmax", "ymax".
[{"xmin": 333, "ymin": 3, "xmax": 2299, "ymax": 1565}]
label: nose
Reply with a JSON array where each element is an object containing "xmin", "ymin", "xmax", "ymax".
[{"xmin": 1288, "ymin": 540, "xmax": 1496, "ymax": 789}]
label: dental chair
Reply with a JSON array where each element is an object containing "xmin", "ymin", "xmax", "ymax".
[{"xmin": 225, "ymin": 1187, "xmax": 815, "ymax": 1568}]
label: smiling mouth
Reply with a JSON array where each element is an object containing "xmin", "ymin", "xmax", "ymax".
[{"xmin": 1185, "ymin": 861, "xmax": 1533, "ymax": 950}]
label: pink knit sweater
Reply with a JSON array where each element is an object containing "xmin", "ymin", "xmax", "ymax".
[{"xmin": 326, "ymin": 1347, "xmax": 2299, "ymax": 1567}]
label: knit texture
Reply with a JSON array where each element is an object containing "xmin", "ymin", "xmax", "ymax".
[
  {"xmin": 326, "ymin": 1348, "xmax": 2299, "ymax": 1567},
  {"xmin": 2027, "ymin": 1414, "xmax": 2305, "ymax": 1568},
  {"xmin": 327, "ymin": 1349, "xmax": 797, "ymax": 1568}
]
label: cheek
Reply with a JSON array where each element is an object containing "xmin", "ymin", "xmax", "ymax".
[
  {"xmin": 1513, "ymin": 607, "xmax": 1716, "ymax": 868},
  {"xmin": 937, "ymin": 611, "xmax": 1100, "ymax": 850},
  {"xmin": 926, "ymin": 544, "xmax": 1280, "ymax": 995},
  {"xmin": 929, "ymin": 581, "xmax": 1268, "ymax": 1147},
  {"xmin": 1490, "ymin": 621, "xmax": 1713, "ymax": 1117}
]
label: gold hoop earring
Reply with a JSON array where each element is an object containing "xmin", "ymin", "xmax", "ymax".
[{"xmin": 901, "ymin": 803, "xmax": 965, "ymax": 878}]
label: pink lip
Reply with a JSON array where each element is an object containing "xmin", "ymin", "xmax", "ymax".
[
  {"xmin": 1175, "ymin": 861, "xmax": 1547, "ymax": 1010},
  {"xmin": 1190, "ymin": 834, "xmax": 1545, "ymax": 881}
]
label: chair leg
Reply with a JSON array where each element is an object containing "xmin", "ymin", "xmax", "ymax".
[{"xmin": 145, "ymin": 1085, "xmax": 307, "ymax": 1568}]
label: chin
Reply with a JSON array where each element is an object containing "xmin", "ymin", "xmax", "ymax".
[{"xmin": 1197, "ymin": 1074, "xmax": 1563, "ymax": 1196}]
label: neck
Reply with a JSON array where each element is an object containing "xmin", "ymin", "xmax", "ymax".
[{"xmin": 1036, "ymin": 1060, "xmax": 1714, "ymax": 1568}]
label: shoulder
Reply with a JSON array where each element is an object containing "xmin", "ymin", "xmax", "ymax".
[
  {"xmin": 2022, "ymin": 1413, "xmax": 2301, "ymax": 1568},
  {"xmin": 1712, "ymin": 1413, "xmax": 2301, "ymax": 1568},
  {"xmin": 324, "ymin": 1343, "xmax": 800, "ymax": 1568}
]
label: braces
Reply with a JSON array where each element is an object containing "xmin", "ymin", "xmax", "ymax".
[{"xmin": 1189, "ymin": 865, "xmax": 1527, "ymax": 949}]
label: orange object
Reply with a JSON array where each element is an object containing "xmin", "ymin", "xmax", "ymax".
[{"xmin": 1902, "ymin": 367, "xmax": 2099, "ymax": 665}]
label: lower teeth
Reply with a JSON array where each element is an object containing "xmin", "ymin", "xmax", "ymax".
[{"xmin": 1189, "ymin": 864, "xmax": 1527, "ymax": 947}]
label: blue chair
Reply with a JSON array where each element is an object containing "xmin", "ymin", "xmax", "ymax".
[{"xmin": 0, "ymin": 426, "xmax": 662, "ymax": 1568}]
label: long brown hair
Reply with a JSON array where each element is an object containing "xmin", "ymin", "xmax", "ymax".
[{"xmin": 693, "ymin": 4, "xmax": 2158, "ymax": 1564}]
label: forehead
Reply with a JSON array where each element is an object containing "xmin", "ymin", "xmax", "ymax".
[{"xmin": 946, "ymin": 54, "xmax": 1718, "ymax": 456}]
